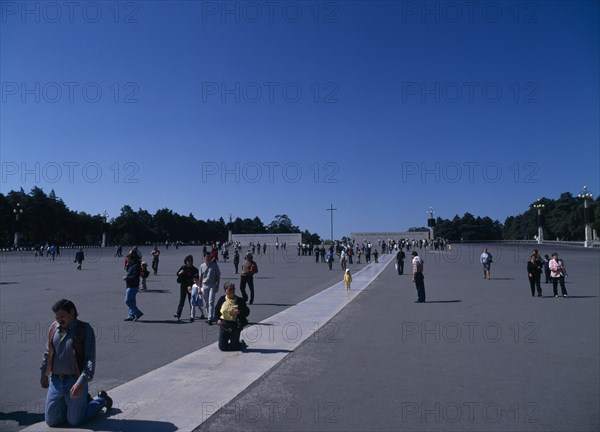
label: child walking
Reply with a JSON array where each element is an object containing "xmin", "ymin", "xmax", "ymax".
[
  {"xmin": 140, "ymin": 262, "xmax": 150, "ymax": 290},
  {"xmin": 344, "ymin": 269, "xmax": 352, "ymax": 291},
  {"xmin": 189, "ymin": 282, "xmax": 205, "ymax": 322}
]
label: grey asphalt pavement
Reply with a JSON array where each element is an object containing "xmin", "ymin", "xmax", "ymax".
[
  {"xmin": 0, "ymin": 245, "xmax": 367, "ymax": 431},
  {"xmin": 197, "ymin": 244, "xmax": 600, "ymax": 432},
  {"xmin": 1, "ymin": 243, "xmax": 598, "ymax": 432}
]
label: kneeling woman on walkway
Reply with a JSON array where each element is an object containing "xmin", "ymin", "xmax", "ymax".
[{"xmin": 212, "ymin": 281, "xmax": 250, "ymax": 351}]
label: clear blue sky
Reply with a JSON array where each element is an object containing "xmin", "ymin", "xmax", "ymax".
[{"xmin": 1, "ymin": 0, "xmax": 599, "ymax": 239}]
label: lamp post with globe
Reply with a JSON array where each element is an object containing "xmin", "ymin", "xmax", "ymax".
[
  {"xmin": 13, "ymin": 203, "xmax": 23, "ymax": 249},
  {"xmin": 427, "ymin": 206, "xmax": 436, "ymax": 241},
  {"xmin": 533, "ymin": 200, "xmax": 545, "ymax": 245},
  {"xmin": 101, "ymin": 211, "xmax": 109, "ymax": 247}
]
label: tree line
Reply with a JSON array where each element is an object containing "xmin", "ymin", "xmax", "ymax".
[
  {"xmin": 433, "ymin": 192, "xmax": 599, "ymax": 242},
  {"xmin": 1, "ymin": 187, "xmax": 597, "ymax": 247},
  {"xmin": 0, "ymin": 187, "xmax": 321, "ymax": 247}
]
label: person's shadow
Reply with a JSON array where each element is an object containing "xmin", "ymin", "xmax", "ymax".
[
  {"xmin": 242, "ymin": 348, "xmax": 294, "ymax": 354},
  {"xmin": 0, "ymin": 410, "xmax": 44, "ymax": 428},
  {"xmin": 421, "ymin": 300, "xmax": 462, "ymax": 304},
  {"xmin": 89, "ymin": 416, "xmax": 178, "ymax": 432},
  {"xmin": 2, "ymin": 408, "xmax": 178, "ymax": 432}
]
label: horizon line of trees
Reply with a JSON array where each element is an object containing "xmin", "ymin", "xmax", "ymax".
[
  {"xmin": 1, "ymin": 188, "xmax": 597, "ymax": 247},
  {"xmin": 433, "ymin": 192, "xmax": 599, "ymax": 242},
  {"xmin": 0, "ymin": 187, "xmax": 321, "ymax": 247}
]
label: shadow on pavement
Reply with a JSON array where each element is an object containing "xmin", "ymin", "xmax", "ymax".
[
  {"xmin": 422, "ymin": 300, "xmax": 462, "ymax": 304},
  {"xmin": 0, "ymin": 411, "xmax": 44, "ymax": 428},
  {"xmin": 251, "ymin": 303, "xmax": 295, "ymax": 307},
  {"xmin": 135, "ymin": 320, "xmax": 189, "ymax": 324},
  {"xmin": 89, "ymin": 420, "xmax": 177, "ymax": 432},
  {"xmin": 243, "ymin": 348, "xmax": 294, "ymax": 354},
  {"xmin": 87, "ymin": 409, "xmax": 178, "ymax": 432}
]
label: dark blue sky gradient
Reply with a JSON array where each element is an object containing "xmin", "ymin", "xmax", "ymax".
[{"xmin": 1, "ymin": 1, "xmax": 598, "ymax": 238}]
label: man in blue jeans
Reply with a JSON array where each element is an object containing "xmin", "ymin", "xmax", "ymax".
[
  {"xmin": 40, "ymin": 299, "xmax": 112, "ymax": 426},
  {"xmin": 124, "ymin": 252, "xmax": 143, "ymax": 321}
]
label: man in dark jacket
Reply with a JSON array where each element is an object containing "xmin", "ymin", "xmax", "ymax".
[
  {"xmin": 123, "ymin": 252, "xmax": 143, "ymax": 321},
  {"xmin": 74, "ymin": 249, "xmax": 84, "ymax": 270},
  {"xmin": 396, "ymin": 249, "xmax": 405, "ymax": 275}
]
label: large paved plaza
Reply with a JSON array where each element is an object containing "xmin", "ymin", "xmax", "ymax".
[{"xmin": 1, "ymin": 243, "xmax": 598, "ymax": 431}]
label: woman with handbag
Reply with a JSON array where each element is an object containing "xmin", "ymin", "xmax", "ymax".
[
  {"xmin": 173, "ymin": 255, "xmax": 199, "ymax": 320},
  {"xmin": 549, "ymin": 252, "xmax": 569, "ymax": 298}
]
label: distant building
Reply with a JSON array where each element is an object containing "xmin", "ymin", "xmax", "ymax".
[
  {"xmin": 231, "ymin": 233, "xmax": 301, "ymax": 246},
  {"xmin": 351, "ymin": 231, "xmax": 430, "ymax": 245}
]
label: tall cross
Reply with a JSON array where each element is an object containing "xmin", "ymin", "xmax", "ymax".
[{"xmin": 326, "ymin": 204, "xmax": 337, "ymax": 242}]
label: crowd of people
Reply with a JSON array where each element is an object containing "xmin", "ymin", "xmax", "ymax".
[
  {"xmin": 117, "ymin": 244, "xmax": 257, "ymax": 328},
  {"xmin": 37, "ymin": 236, "xmax": 576, "ymax": 428}
]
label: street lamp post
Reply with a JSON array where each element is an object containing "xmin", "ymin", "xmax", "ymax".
[
  {"xmin": 101, "ymin": 211, "xmax": 109, "ymax": 247},
  {"xmin": 228, "ymin": 212, "xmax": 233, "ymax": 243},
  {"xmin": 533, "ymin": 199, "xmax": 545, "ymax": 244},
  {"xmin": 13, "ymin": 203, "xmax": 23, "ymax": 249},
  {"xmin": 427, "ymin": 206, "xmax": 436, "ymax": 241},
  {"xmin": 577, "ymin": 186, "xmax": 594, "ymax": 248}
]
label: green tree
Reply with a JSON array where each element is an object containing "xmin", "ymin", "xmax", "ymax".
[
  {"xmin": 267, "ymin": 214, "xmax": 300, "ymax": 233},
  {"xmin": 302, "ymin": 230, "xmax": 322, "ymax": 244}
]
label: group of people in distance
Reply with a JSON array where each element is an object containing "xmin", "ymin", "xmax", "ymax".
[
  {"xmin": 395, "ymin": 246, "xmax": 572, "ymax": 305},
  {"xmin": 524, "ymin": 249, "xmax": 569, "ymax": 298},
  {"xmin": 481, "ymin": 247, "xmax": 569, "ymax": 298}
]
